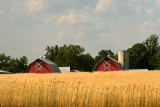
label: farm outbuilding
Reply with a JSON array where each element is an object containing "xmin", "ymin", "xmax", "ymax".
[
  {"xmin": 93, "ymin": 56, "xmax": 124, "ymax": 72},
  {"xmin": 26, "ymin": 58, "xmax": 61, "ymax": 73},
  {"xmin": 59, "ymin": 67, "xmax": 70, "ymax": 73},
  {"xmin": 0, "ymin": 70, "xmax": 11, "ymax": 74}
]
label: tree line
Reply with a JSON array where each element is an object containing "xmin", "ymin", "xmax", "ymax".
[
  {"xmin": 128, "ymin": 34, "xmax": 160, "ymax": 69},
  {"xmin": 0, "ymin": 54, "xmax": 28, "ymax": 73},
  {"xmin": 0, "ymin": 34, "xmax": 160, "ymax": 73}
]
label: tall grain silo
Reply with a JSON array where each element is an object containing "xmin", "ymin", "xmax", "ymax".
[{"xmin": 118, "ymin": 50, "xmax": 129, "ymax": 70}]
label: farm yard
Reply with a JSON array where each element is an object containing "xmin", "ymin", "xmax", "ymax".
[
  {"xmin": 1, "ymin": 0, "xmax": 160, "ymax": 106},
  {"xmin": 1, "ymin": 71, "xmax": 160, "ymax": 107}
]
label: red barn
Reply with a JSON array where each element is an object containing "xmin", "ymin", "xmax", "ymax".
[
  {"xmin": 93, "ymin": 56, "xmax": 123, "ymax": 72},
  {"xmin": 26, "ymin": 58, "xmax": 61, "ymax": 73}
]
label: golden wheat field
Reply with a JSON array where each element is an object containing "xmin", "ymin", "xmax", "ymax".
[{"xmin": 0, "ymin": 71, "xmax": 160, "ymax": 107}]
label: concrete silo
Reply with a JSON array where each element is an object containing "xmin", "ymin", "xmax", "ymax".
[{"xmin": 118, "ymin": 50, "xmax": 129, "ymax": 70}]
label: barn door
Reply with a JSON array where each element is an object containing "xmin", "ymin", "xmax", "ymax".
[
  {"xmin": 103, "ymin": 60, "xmax": 110, "ymax": 71},
  {"xmin": 35, "ymin": 61, "xmax": 42, "ymax": 72}
]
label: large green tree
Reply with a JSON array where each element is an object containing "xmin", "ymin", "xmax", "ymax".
[
  {"xmin": 152, "ymin": 47, "xmax": 160, "ymax": 69},
  {"xmin": 0, "ymin": 53, "xmax": 28, "ymax": 73},
  {"xmin": 143, "ymin": 34, "xmax": 159, "ymax": 56},
  {"xmin": 45, "ymin": 45, "xmax": 59, "ymax": 62},
  {"xmin": 78, "ymin": 53, "xmax": 95, "ymax": 72},
  {"xmin": 0, "ymin": 53, "xmax": 12, "ymax": 71},
  {"xmin": 45, "ymin": 44, "xmax": 94, "ymax": 71},
  {"xmin": 95, "ymin": 50, "xmax": 114, "ymax": 63},
  {"xmin": 128, "ymin": 34, "xmax": 159, "ymax": 70},
  {"xmin": 55, "ymin": 44, "xmax": 85, "ymax": 69},
  {"xmin": 127, "ymin": 43, "xmax": 147, "ymax": 69},
  {"xmin": 143, "ymin": 34, "xmax": 159, "ymax": 69},
  {"xmin": 14, "ymin": 56, "xmax": 28, "ymax": 73}
]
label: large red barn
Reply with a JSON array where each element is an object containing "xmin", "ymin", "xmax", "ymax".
[
  {"xmin": 93, "ymin": 56, "xmax": 123, "ymax": 72},
  {"xmin": 26, "ymin": 58, "xmax": 61, "ymax": 73}
]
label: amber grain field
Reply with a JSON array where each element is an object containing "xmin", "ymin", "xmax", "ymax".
[{"xmin": 0, "ymin": 71, "xmax": 160, "ymax": 107}]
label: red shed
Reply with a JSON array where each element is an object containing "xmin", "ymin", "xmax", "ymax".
[
  {"xmin": 26, "ymin": 58, "xmax": 61, "ymax": 73},
  {"xmin": 93, "ymin": 56, "xmax": 123, "ymax": 72}
]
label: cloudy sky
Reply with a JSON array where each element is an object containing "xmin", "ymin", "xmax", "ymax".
[{"xmin": 1, "ymin": 0, "xmax": 160, "ymax": 63}]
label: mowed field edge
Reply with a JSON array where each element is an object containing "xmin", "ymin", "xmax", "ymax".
[{"xmin": 0, "ymin": 71, "xmax": 160, "ymax": 107}]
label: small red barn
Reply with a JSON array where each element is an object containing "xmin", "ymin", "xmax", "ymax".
[
  {"xmin": 26, "ymin": 58, "xmax": 61, "ymax": 73},
  {"xmin": 93, "ymin": 56, "xmax": 123, "ymax": 72}
]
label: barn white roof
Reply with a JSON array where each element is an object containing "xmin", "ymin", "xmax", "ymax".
[
  {"xmin": 0, "ymin": 70, "xmax": 11, "ymax": 74},
  {"xmin": 59, "ymin": 67, "xmax": 70, "ymax": 73}
]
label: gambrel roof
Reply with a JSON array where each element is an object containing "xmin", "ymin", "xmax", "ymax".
[
  {"xmin": 93, "ymin": 56, "xmax": 124, "ymax": 71},
  {"xmin": 35, "ymin": 58, "xmax": 61, "ymax": 73}
]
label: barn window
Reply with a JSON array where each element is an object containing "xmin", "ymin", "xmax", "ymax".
[
  {"xmin": 35, "ymin": 61, "xmax": 42, "ymax": 72},
  {"xmin": 103, "ymin": 60, "xmax": 110, "ymax": 70}
]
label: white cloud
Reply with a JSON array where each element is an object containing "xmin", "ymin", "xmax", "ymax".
[
  {"xmin": 57, "ymin": 15, "xmax": 65, "ymax": 25},
  {"xmin": 156, "ymin": 0, "xmax": 160, "ymax": 8},
  {"xmin": 57, "ymin": 32, "xmax": 64, "ymax": 40},
  {"xmin": 10, "ymin": 17, "xmax": 14, "ymax": 22},
  {"xmin": 98, "ymin": 33, "xmax": 111, "ymax": 39},
  {"xmin": 140, "ymin": 20, "xmax": 155, "ymax": 28},
  {"xmin": 25, "ymin": 0, "xmax": 44, "ymax": 14},
  {"xmin": 95, "ymin": 0, "xmax": 116, "ymax": 13},
  {"xmin": 0, "ymin": 10, "xmax": 5, "ymax": 15},
  {"xmin": 57, "ymin": 13, "xmax": 76, "ymax": 25},
  {"xmin": 66, "ymin": 13, "xmax": 76, "ymax": 24},
  {"xmin": 45, "ymin": 15, "xmax": 56, "ymax": 24},
  {"xmin": 139, "ymin": 19, "xmax": 160, "ymax": 33},
  {"xmin": 10, "ymin": 8, "xmax": 17, "ymax": 13},
  {"xmin": 78, "ymin": 14, "xmax": 91, "ymax": 23},
  {"xmin": 136, "ymin": 6, "xmax": 143, "ymax": 14},
  {"xmin": 74, "ymin": 32, "xmax": 84, "ymax": 41},
  {"xmin": 146, "ymin": 8, "xmax": 154, "ymax": 16},
  {"xmin": 96, "ymin": 22, "xmax": 104, "ymax": 30},
  {"xmin": 57, "ymin": 13, "xmax": 91, "ymax": 26},
  {"xmin": 129, "ymin": 0, "xmax": 151, "ymax": 2},
  {"xmin": 94, "ymin": 0, "xmax": 132, "ymax": 15},
  {"xmin": 84, "ymin": 6, "xmax": 92, "ymax": 10}
]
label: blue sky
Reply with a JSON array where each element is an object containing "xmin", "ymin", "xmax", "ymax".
[{"xmin": 1, "ymin": 0, "xmax": 160, "ymax": 63}]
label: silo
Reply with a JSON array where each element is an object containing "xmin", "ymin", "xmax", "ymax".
[{"xmin": 118, "ymin": 50, "xmax": 129, "ymax": 70}]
